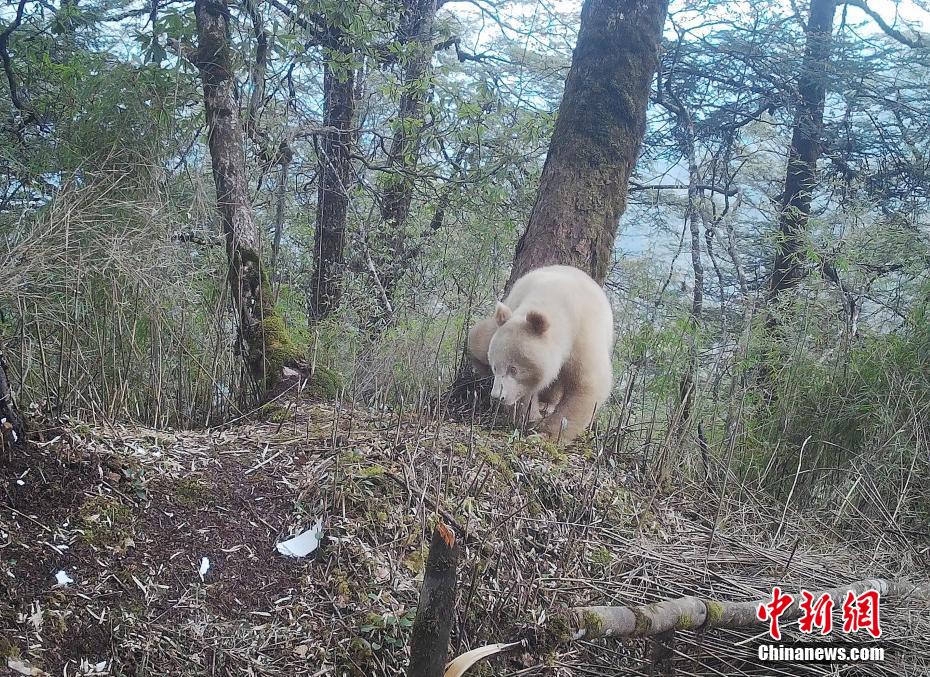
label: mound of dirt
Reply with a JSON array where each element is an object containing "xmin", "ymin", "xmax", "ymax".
[{"xmin": 1, "ymin": 401, "xmax": 928, "ymax": 675}]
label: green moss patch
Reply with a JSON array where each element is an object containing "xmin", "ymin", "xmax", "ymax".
[{"xmin": 78, "ymin": 495, "xmax": 134, "ymax": 548}]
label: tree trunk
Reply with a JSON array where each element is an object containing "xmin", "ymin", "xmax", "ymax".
[
  {"xmin": 768, "ymin": 0, "xmax": 838, "ymax": 299},
  {"xmin": 375, "ymin": 0, "xmax": 439, "ymax": 317},
  {"xmin": 407, "ymin": 523, "xmax": 459, "ymax": 677},
  {"xmin": 447, "ymin": 0, "xmax": 667, "ymax": 413},
  {"xmin": 194, "ymin": 0, "xmax": 294, "ymax": 392},
  {"xmin": 659, "ymin": 89, "xmax": 703, "ymax": 436},
  {"xmin": 242, "ymin": 0, "xmax": 292, "ymax": 289},
  {"xmin": 505, "ymin": 0, "xmax": 669, "ymax": 291},
  {"xmin": 309, "ymin": 60, "xmax": 356, "ymax": 322}
]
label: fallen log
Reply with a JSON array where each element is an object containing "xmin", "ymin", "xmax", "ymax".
[
  {"xmin": 443, "ymin": 577, "xmax": 930, "ymax": 676},
  {"xmin": 564, "ymin": 578, "xmax": 929, "ymax": 640}
]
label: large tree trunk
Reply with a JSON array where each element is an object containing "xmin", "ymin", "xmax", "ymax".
[
  {"xmin": 446, "ymin": 0, "xmax": 668, "ymax": 414},
  {"xmin": 768, "ymin": 0, "xmax": 838, "ymax": 299},
  {"xmin": 505, "ymin": 0, "xmax": 669, "ymax": 291},
  {"xmin": 374, "ymin": 0, "xmax": 439, "ymax": 319},
  {"xmin": 309, "ymin": 60, "xmax": 357, "ymax": 322},
  {"xmin": 194, "ymin": 0, "xmax": 294, "ymax": 392}
]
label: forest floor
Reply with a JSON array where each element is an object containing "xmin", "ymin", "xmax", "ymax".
[{"xmin": 1, "ymin": 396, "xmax": 928, "ymax": 676}]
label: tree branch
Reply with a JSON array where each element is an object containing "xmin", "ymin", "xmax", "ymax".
[
  {"xmin": 0, "ymin": 0, "xmax": 35, "ymax": 125},
  {"xmin": 842, "ymin": 0, "xmax": 925, "ymax": 48},
  {"xmin": 265, "ymin": 0, "xmax": 331, "ymax": 46},
  {"xmin": 241, "ymin": 0, "xmax": 293, "ymax": 169},
  {"xmin": 433, "ymin": 35, "xmax": 511, "ymax": 63},
  {"xmin": 165, "ymin": 36, "xmax": 199, "ymax": 63},
  {"xmin": 630, "ymin": 181, "xmax": 738, "ymax": 197}
]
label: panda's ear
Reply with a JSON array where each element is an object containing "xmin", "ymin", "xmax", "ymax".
[
  {"xmin": 526, "ymin": 310, "xmax": 549, "ymax": 335},
  {"xmin": 495, "ymin": 302, "xmax": 512, "ymax": 326}
]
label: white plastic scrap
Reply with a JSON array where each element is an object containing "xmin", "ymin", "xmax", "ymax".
[
  {"xmin": 276, "ymin": 518, "xmax": 324, "ymax": 558},
  {"xmin": 78, "ymin": 658, "xmax": 109, "ymax": 674},
  {"xmin": 54, "ymin": 570, "xmax": 73, "ymax": 586},
  {"xmin": 7, "ymin": 658, "xmax": 48, "ymax": 675},
  {"xmin": 198, "ymin": 557, "xmax": 210, "ymax": 581}
]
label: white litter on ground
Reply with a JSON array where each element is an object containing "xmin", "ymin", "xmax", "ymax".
[{"xmin": 275, "ymin": 519, "xmax": 323, "ymax": 557}]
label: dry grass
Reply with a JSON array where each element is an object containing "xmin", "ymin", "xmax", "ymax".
[{"xmin": 2, "ymin": 391, "xmax": 928, "ymax": 676}]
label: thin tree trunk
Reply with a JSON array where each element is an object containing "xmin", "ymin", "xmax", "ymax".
[
  {"xmin": 309, "ymin": 60, "xmax": 356, "ymax": 322},
  {"xmin": 243, "ymin": 0, "xmax": 294, "ymax": 170},
  {"xmin": 505, "ymin": 0, "xmax": 669, "ymax": 290},
  {"xmin": 194, "ymin": 0, "xmax": 294, "ymax": 392},
  {"xmin": 768, "ymin": 0, "xmax": 838, "ymax": 300},
  {"xmin": 660, "ymin": 90, "xmax": 703, "ymax": 433},
  {"xmin": 375, "ymin": 0, "xmax": 439, "ymax": 315},
  {"xmin": 270, "ymin": 159, "xmax": 289, "ymax": 280},
  {"xmin": 242, "ymin": 0, "xmax": 292, "ymax": 289}
]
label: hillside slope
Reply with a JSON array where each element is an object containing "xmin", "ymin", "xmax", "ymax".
[{"xmin": 2, "ymin": 399, "xmax": 928, "ymax": 675}]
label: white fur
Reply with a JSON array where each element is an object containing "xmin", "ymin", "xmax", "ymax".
[{"xmin": 474, "ymin": 265, "xmax": 614, "ymax": 443}]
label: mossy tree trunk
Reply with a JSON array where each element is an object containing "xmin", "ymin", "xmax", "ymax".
[
  {"xmin": 768, "ymin": 0, "xmax": 838, "ymax": 302},
  {"xmin": 505, "ymin": 0, "xmax": 669, "ymax": 291},
  {"xmin": 193, "ymin": 0, "xmax": 294, "ymax": 393},
  {"xmin": 309, "ymin": 51, "xmax": 357, "ymax": 322}
]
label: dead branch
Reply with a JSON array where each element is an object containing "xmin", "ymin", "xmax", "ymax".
[
  {"xmin": 629, "ymin": 181, "xmax": 738, "ymax": 197},
  {"xmin": 565, "ymin": 578, "xmax": 929, "ymax": 640},
  {"xmin": 444, "ymin": 577, "xmax": 930, "ymax": 676}
]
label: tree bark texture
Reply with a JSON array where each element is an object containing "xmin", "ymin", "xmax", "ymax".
[
  {"xmin": 309, "ymin": 60, "xmax": 357, "ymax": 321},
  {"xmin": 768, "ymin": 0, "xmax": 838, "ymax": 299},
  {"xmin": 376, "ymin": 0, "xmax": 439, "ymax": 312},
  {"xmin": 505, "ymin": 0, "xmax": 669, "ymax": 291},
  {"xmin": 407, "ymin": 522, "xmax": 459, "ymax": 677},
  {"xmin": 194, "ymin": 0, "xmax": 294, "ymax": 391}
]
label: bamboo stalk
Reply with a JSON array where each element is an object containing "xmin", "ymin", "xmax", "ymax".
[
  {"xmin": 444, "ymin": 578, "xmax": 930, "ymax": 676},
  {"xmin": 568, "ymin": 578, "xmax": 929, "ymax": 640}
]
